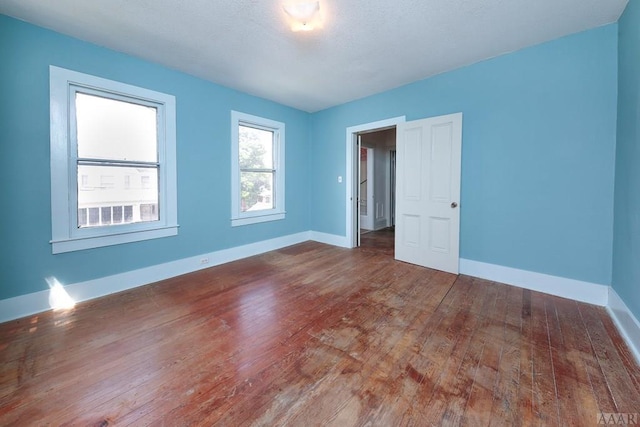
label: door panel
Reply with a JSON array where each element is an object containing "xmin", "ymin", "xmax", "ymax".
[
  {"xmin": 429, "ymin": 216, "xmax": 450, "ymax": 253},
  {"xmin": 403, "ymin": 129, "xmax": 422, "ymax": 201},
  {"xmin": 430, "ymin": 124, "xmax": 453, "ymax": 202},
  {"xmin": 401, "ymin": 214, "xmax": 421, "ymax": 247},
  {"xmin": 395, "ymin": 113, "xmax": 462, "ymax": 274}
]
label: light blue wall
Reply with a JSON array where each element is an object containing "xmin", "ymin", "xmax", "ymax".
[
  {"xmin": 310, "ymin": 25, "xmax": 619, "ymax": 286},
  {"xmin": 0, "ymin": 15, "xmax": 310, "ymax": 300},
  {"xmin": 613, "ymin": 2, "xmax": 640, "ymax": 319},
  {"xmin": 0, "ymin": 14, "xmax": 623, "ymax": 303}
]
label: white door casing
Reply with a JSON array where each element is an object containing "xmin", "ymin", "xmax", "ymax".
[
  {"xmin": 345, "ymin": 116, "xmax": 406, "ymax": 248},
  {"xmin": 395, "ymin": 113, "xmax": 462, "ymax": 274}
]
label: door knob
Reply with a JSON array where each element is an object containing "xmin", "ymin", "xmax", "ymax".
[{"xmin": 451, "ymin": 202, "xmax": 458, "ymax": 208}]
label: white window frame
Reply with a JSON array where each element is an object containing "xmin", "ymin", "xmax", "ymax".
[
  {"xmin": 231, "ymin": 111, "xmax": 285, "ymax": 227},
  {"xmin": 49, "ymin": 66, "xmax": 178, "ymax": 254}
]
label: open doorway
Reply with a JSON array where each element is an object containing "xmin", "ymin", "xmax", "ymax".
[
  {"xmin": 345, "ymin": 116, "xmax": 405, "ymax": 252},
  {"xmin": 359, "ymin": 128, "xmax": 396, "ymax": 253},
  {"xmin": 345, "ymin": 116, "xmax": 405, "ymax": 249},
  {"xmin": 358, "ymin": 128, "xmax": 397, "ymax": 246}
]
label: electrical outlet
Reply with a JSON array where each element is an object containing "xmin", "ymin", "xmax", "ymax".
[{"xmin": 200, "ymin": 257, "xmax": 209, "ymax": 265}]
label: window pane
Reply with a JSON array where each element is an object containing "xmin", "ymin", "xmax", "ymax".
[
  {"xmin": 88, "ymin": 208, "xmax": 100, "ymax": 226},
  {"xmin": 240, "ymin": 171, "xmax": 274, "ymax": 212},
  {"xmin": 77, "ymin": 165, "xmax": 158, "ymax": 228},
  {"xmin": 101, "ymin": 207, "xmax": 112, "ymax": 224},
  {"xmin": 140, "ymin": 203, "xmax": 158, "ymax": 222},
  {"xmin": 239, "ymin": 125, "xmax": 273, "ymax": 169},
  {"xmin": 124, "ymin": 206, "xmax": 133, "ymax": 222},
  {"xmin": 76, "ymin": 92, "xmax": 157, "ymax": 162},
  {"xmin": 113, "ymin": 206, "xmax": 123, "ymax": 223},
  {"xmin": 78, "ymin": 209, "xmax": 87, "ymax": 227}
]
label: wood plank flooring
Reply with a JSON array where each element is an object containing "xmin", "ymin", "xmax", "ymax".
[{"xmin": 1, "ymin": 229, "xmax": 639, "ymax": 426}]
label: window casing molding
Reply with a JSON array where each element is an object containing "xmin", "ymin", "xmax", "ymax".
[
  {"xmin": 50, "ymin": 66, "xmax": 178, "ymax": 254},
  {"xmin": 231, "ymin": 111, "xmax": 285, "ymax": 227}
]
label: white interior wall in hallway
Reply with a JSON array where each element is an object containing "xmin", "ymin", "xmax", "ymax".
[{"xmin": 361, "ymin": 128, "xmax": 396, "ymax": 230}]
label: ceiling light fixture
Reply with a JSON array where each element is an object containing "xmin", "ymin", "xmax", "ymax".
[{"xmin": 283, "ymin": 1, "xmax": 321, "ymax": 32}]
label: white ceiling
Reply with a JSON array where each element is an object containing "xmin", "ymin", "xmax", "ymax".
[{"xmin": 0, "ymin": 0, "xmax": 628, "ymax": 112}]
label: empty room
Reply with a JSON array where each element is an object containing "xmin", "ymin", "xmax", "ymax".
[{"xmin": 1, "ymin": 0, "xmax": 639, "ymax": 425}]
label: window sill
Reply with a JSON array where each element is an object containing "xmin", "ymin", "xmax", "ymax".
[
  {"xmin": 51, "ymin": 225, "xmax": 179, "ymax": 254},
  {"xmin": 231, "ymin": 212, "xmax": 285, "ymax": 227}
]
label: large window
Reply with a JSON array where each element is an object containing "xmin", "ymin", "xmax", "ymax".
[
  {"xmin": 231, "ymin": 111, "xmax": 285, "ymax": 226},
  {"xmin": 50, "ymin": 66, "xmax": 178, "ymax": 253}
]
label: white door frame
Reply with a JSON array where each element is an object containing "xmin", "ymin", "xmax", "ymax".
[{"xmin": 345, "ymin": 116, "xmax": 406, "ymax": 248}]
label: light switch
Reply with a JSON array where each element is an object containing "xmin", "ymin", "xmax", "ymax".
[{"xmin": 337, "ymin": 176, "xmax": 342, "ymax": 183}]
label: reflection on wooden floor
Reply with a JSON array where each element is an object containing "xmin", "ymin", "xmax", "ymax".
[
  {"xmin": 1, "ymin": 239, "xmax": 639, "ymax": 425},
  {"xmin": 360, "ymin": 227, "xmax": 394, "ymax": 257}
]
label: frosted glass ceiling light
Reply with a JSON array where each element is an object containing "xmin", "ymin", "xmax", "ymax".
[{"xmin": 283, "ymin": 1, "xmax": 321, "ymax": 32}]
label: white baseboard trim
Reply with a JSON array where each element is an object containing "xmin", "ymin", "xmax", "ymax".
[
  {"xmin": 0, "ymin": 231, "xmax": 311, "ymax": 324},
  {"xmin": 459, "ymin": 258, "xmax": 609, "ymax": 306},
  {"xmin": 309, "ymin": 231, "xmax": 350, "ymax": 248},
  {"xmin": 0, "ymin": 290, "xmax": 53, "ymax": 325},
  {"xmin": 606, "ymin": 288, "xmax": 640, "ymax": 365}
]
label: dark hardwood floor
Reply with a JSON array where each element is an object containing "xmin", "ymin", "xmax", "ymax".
[{"xmin": 1, "ymin": 230, "xmax": 639, "ymax": 426}]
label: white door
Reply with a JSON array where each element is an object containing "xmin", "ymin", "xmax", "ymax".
[{"xmin": 395, "ymin": 113, "xmax": 462, "ymax": 274}]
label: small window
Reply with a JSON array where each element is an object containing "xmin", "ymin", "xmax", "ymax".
[
  {"xmin": 78, "ymin": 208, "xmax": 88, "ymax": 226},
  {"xmin": 50, "ymin": 66, "xmax": 178, "ymax": 253},
  {"xmin": 99, "ymin": 174, "xmax": 115, "ymax": 189},
  {"xmin": 231, "ymin": 111, "xmax": 285, "ymax": 226},
  {"xmin": 140, "ymin": 203, "xmax": 158, "ymax": 222},
  {"xmin": 101, "ymin": 207, "xmax": 112, "ymax": 225},
  {"xmin": 113, "ymin": 206, "xmax": 123, "ymax": 223},
  {"xmin": 124, "ymin": 205, "xmax": 133, "ymax": 223},
  {"xmin": 88, "ymin": 207, "xmax": 100, "ymax": 226}
]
